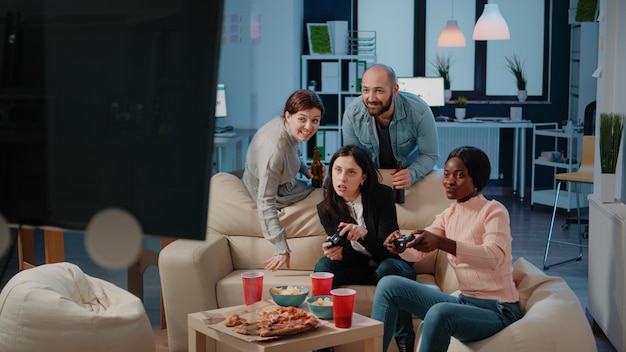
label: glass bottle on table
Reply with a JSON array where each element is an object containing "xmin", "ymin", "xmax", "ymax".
[
  {"xmin": 311, "ymin": 146, "xmax": 323, "ymax": 188},
  {"xmin": 394, "ymin": 161, "xmax": 405, "ymax": 204}
]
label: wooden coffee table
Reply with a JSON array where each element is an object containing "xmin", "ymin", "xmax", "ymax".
[{"xmin": 188, "ymin": 303, "xmax": 383, "ymax": 352}]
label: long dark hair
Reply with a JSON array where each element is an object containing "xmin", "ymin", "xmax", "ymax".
[
  {"xmin": 283, "ymin": 89, "xmax": 325, "ymax": 117},
  {"xmin": 446, "ymin": 146, "xmax": 491, "ymax": 192},
  {"xmin": 322, "ymin": 145, "xmax": 381, "ymax": 223}
]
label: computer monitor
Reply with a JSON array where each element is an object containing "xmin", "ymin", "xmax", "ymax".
[
  {"xmin": 397, "ymin": 77, "xmax": 445, "ymax": 107},
  {"xmin": 0, "ymin": 0, "xmax": 224, "ymax": 255}
]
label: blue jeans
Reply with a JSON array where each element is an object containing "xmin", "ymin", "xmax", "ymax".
[
  {"xmin": 371, "ymin": 275, "xmax": 522, "ymax": 352},
  {"xmin": 314, "ymin": 257, "xmax": 417, "ymax": 339}
]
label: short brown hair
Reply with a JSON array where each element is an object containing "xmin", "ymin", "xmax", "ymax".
[{"xmin": 283, "ymin": 89, "xmax": 325, "ymax": 117}]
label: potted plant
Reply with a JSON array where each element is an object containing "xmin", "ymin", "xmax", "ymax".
[
  {"xmin": 504, "ymin": 54, "xmax": 527, "ymax": 102},
  {"xmin": 561, "ymin": 119, "xmax": 574, "ymax": 134},
  {"xmin": 455, "ymin": 96, "xmax": 467, "ymax": 120},
  {"xmin": 599, "ymin": 112, "xmax": 625, "ymax": 202},
  {"xmin": 575, "ymin": 0, "xmax": 598, "ymax": 22},
  {"xmin": 430, "ymin": 53, "xmax": 452, "ymax": 101}
]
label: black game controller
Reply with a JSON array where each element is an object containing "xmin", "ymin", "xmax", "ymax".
[
  {"xmin": 326, "ymin": 227, "xmax": 347, "ymax": 248},
  {"xmin": 391, "ymin": 234, "xmax": 415, "ymax": 253}
]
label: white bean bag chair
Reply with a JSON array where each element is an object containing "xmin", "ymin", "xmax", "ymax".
[
  {"xmin": 0, "ymin": 262, "xmax": 155, "ymax": 352},
  {"xmin": 415, "ymin": 257, "xmax": 597, "ymax": 352}
]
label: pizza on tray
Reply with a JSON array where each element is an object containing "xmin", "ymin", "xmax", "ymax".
[{"xmin": 224, "ymin": 305, "xmax": 319, "ymax": 337}]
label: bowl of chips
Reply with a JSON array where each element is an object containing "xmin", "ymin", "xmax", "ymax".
[
  {"xmin": 306, "ymin": 295, "xmax": 333, "ymax": 319},
  {"xmin": 269, "ymin": 285, "xmax": 309, "ymax": 307}
]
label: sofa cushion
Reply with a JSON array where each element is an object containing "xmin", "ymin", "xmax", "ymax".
[
  {"xmin": 216, "ymin": 269, "xmax": 314, "ymax": 308},
  {"xmin": 378, "ymin": 169, "xmax": 452, "ymax": 232},
  {"xmin": 228, "ymin": 235, "xmax": 325, "ymax": 271},
  {"xmin": 215, "ymin": 270, "xmax": 433, "ymax": 319},
  {"xmin": 207, "ymin": 172, "xmax": 326, "ymax": 239},
  {"xmin": 208, "ymin": 172, "xmax": 326, "ymax": 270}
]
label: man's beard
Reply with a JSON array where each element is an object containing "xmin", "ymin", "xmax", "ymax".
[{"xmin": 364, "ymin": 96, "xmax": 392, "ymax": 117}]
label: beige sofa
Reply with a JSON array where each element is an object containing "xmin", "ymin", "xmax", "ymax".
[
  {"xmin": 159, "ymin": 169, "xmax": 597, "ymax": 352},
  {"xmin": 160, "ymin": 169, "xmax": 456, "ymax": 352}
]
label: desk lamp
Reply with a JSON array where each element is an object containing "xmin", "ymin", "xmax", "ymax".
[
  {"xmin": 215, "ymin": 83, "xmax": 234, "ymax": 134},
  {"xmin": 215, "ymin": 83, "xmax": 227, "ymax": 118}
]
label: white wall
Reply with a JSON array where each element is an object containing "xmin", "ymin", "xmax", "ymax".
[
  {"xmin": 596, "ymin": 0, "xmax": 626, "ymax": 200},
  {"xmin": 358, "ymin": 0, "xmax": 414, "ymax": 76},
  {"xmin": 218, "ymin": 0, "xmax": 303, "ymax": 129}
]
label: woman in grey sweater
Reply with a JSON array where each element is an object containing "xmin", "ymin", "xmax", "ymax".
[{"xmin": 243, "ymin": 89, "xmax": 325, "ymax": 271}]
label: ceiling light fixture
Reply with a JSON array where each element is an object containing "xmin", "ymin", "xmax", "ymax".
[
  {"xmin": 438, "ymin": 0, "xmax": 466, "ymax": 47},
  {"xmin": 472, "ymin": 1, "xmax": 510, "ymax": 41}
]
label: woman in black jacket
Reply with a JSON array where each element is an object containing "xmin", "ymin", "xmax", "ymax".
[{"xmin": 314, "ymin": 144, "xmax": 415, "ymax": 286}]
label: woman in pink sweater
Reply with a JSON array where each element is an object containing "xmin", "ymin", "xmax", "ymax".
[{"xmin": 371, "ymin": 146, "xmax": 522, "ymax": 352}]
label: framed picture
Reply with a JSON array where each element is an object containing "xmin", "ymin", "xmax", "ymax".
[{"xmin": 306, "ymin": 23, "xmax": 333, "ymax": 55}]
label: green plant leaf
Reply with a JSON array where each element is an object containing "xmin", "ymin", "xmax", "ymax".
[
  {"xmin": 599, "ymin": 112, "xmax": 625, "ymax": 173},
  {"xmin": 504, "ymin": 54, "xmax": 527, "ymax": 91},
  {"xmin": 309, "ymin": 25, "xmax": 332, "ymax": 54},
  {"xmin": 575, "ymin": 0, "xmax": 598, "ymax": 22},
  {"xmin": 429, "ymin": 53, "xmax": 452, "ymax": 89}
]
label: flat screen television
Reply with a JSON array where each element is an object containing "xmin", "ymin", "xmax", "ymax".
[
  {"xmin": 0, "ymin": 0, "xmax": 224, "ymax": 247},
  {"xmin": 397, "ymin": 77, "xmax": 445, "ymax": 107}
]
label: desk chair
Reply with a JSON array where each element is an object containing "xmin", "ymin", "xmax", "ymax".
[{"xmin": 543, "ymin": 135, "xmax": 594, "ymax": 269}]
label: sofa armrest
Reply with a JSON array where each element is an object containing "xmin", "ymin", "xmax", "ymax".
[
  {"xmin": 159, "ymin": 235, "xmax": 232, "ymax": 352},
  {"xmin": 424, "ymin": 258, "xmax": 597, "ymax": 352}
]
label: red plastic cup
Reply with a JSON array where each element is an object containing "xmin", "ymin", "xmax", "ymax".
[
  {"xmin": 330, "ymin": 288, "xmax": 356, "ymax": 328},
  {"xmin": 241, "ymin": 271, "xmax": 264, "ymax": 305},
  {"xmin": 310, "ymin": 272, "xmax": 334, "ymax": 296}
]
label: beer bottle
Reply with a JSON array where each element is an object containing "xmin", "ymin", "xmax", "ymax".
[
  {"xmin": 311, "ymin": 147, "xmax": 323, "ymax": 188},
  {"xmin": 394, "ymin": 161, "xmax": 405, "ymax": 204}
]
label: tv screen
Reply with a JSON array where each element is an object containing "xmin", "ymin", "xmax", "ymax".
[
  {"xmin": 0, "ymin": 0, "xmax": 223, "ymax": 243},
  {"xmin": 397, "ymin": 77, "xmax": 445, "ymax": 107}
]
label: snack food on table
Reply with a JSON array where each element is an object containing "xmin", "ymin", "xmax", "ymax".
[
  {"xmin": 311, "ymin": 297, "xmax": 333, "ymax": 306},
  {"xmin": 270, "ymin": 285, "xmax": 306, "ymax": 295},
  {"xmin": 224, "ymin": 306, "xmax": 318, "ymax": 337}
]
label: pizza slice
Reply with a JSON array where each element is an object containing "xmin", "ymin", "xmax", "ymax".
[
  {"xmin": 257, "ymin": 314, "xmax": 318, "ymax": 337},
  {"xmin": 224, "ymin": 306, "xmax": 319, "ymax": 337}
]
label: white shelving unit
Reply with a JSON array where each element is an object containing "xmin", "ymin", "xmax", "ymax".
[
  {"xmin": 300, "ymin": 54, "xmax": 376, "ymax": 162},
  {"xmin": 568, "ymin": 1, "xmax": 598, "ymax": 126},
  {"xmin": 531, "ymin": 122, "xmax": 590, "ymax": 212}
]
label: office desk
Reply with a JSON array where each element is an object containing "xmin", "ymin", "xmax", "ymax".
[
  {"xmin": 213, "ymin": 129, "xmax": 256, "ymax": 173},
  {"xmin": 436, "ymin": 119, "xmax": 533, "ymax": 203}
]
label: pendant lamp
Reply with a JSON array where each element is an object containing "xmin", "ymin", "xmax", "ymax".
[
  {"xmin": 438, "ymin": 21, "xmax": 466, "ymax": 47},
  {"xmin": 472, "ymin": 2, "xmax": 510, "ymax": 41},
  {"xmin": 438, "ymin": 0, "xmax": 466, "ymax": 47}
]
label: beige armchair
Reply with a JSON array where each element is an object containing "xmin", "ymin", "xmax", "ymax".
[{"xmin": 416, "ymin": 257, "xmax": 597, "ymax": 352}]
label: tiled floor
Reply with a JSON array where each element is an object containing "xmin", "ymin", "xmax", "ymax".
[{"xmin": 0, "ymin": 186, "xmax": 617, "ymax": 351}]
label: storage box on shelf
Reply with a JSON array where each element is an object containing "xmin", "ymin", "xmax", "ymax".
[
  {"xmin": 530, "ymin": 122, "xmax": 590, "ymax": 212},
  {"xmin": 301, "ymin": 54, "xmax": 376, "ymax": 163}
]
